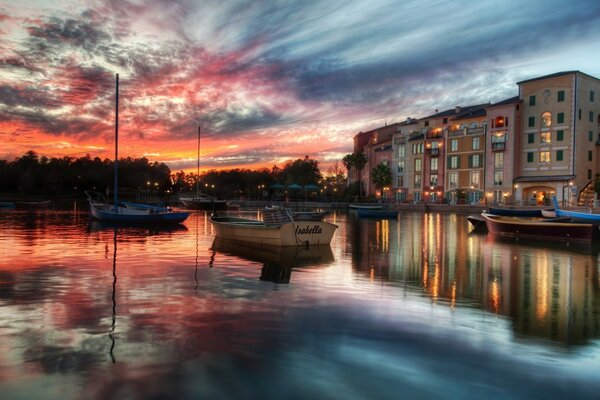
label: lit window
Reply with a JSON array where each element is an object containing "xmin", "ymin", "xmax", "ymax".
[
  {"xmin": 494, "ymin": 152, "xmax": 503, "ymax": 168},
  {"xmin": 494, "ymin": 116, "xmax": 505, "ymax": 128},
  {"xmin": 448, "ymin": 172, "xmax": 458, "ymax": 188},
  {"xmin": 494, "ymin": 171, "xmax": 503, "ymax": 186},
  {"xmin": 540, "ymin": 151, "xmax": 550, "ymax": 163},
  {"xmin": 414, "ymin": 174, "xmax": 421, "ymax": 188},
  {"xmin": 541, "ymin": 112, "xmax": 552, "ymax": 128},
  {"xmin": 430, "ymin": 158, "xmax": 438, "ymax": 170},
  {"xmin": 540, "ymin": 132, "xmax": 551, "ymax": 144},
  {"xmin": 430, "ymin": 174, "xmax": 438, "ymax": 187},
  {"xmin": 472, "ymin": 137, "xmax": 480, "ymax": 150},
  {"xmin": 415, "ymin": 158, "xmax": 422, "ymax": 172},
  {"xmin": 451, "ymin": 139, "xmax": 458, "ymax": 152},
  {"xmin": 470, "ymin": 172, "xmax": 480, "ymax": 188}
]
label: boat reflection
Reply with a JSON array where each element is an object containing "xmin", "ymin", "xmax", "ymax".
[
  {"xmin": 210, "ymin": 238, "xmax": 334, "ymax": 283},
  {"xmin": 88, "ymin": 220, "xmax": 188, "ymax": 235}
]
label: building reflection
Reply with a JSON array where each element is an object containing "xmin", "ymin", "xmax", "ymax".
[{"xmin": 352, "ymin": 213, "xmax": 600, "ymax": 344}]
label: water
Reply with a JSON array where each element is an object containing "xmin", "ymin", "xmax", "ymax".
[{"xmin": 1, "ymin": 208, "xmax": 600, "ymax": 399}]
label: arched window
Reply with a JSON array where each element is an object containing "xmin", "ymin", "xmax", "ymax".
[
  {"xmin": 541, "ymin": 112, "xmax": 552, "ymax": 128},
  {"xmin": 470, "ymin": 122, "xmax": 478, "ymax": 128}
]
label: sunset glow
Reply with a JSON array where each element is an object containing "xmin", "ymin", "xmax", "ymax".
[{"xmin": 1, "ymin": 0, "xmax": 600, "ymax": 173}]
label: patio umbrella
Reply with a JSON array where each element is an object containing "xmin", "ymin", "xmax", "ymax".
[{"xmin": 287, "ymin": 183, "xmax": 303, "ymax": 190}]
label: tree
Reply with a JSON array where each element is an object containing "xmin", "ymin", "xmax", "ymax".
[
  {"xmin": 342, "ymin": 152, "xmax": 367, "ymax": 198},
  {"xmin": 370, "ymin": 162, "xmax": 392, "ymax": 201},
  {"xmin": 280, "ymin": 156, "xmax": 322, "ymax": 186}
]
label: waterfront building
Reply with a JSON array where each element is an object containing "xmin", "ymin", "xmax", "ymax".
[
  {"xmin": 420, "ymin": 109, "xmax": 454, "ymax": 204},
  {"xmin": 406, "ymin": 129, "xmax": 425, "ymax": 203},
  {"xmin": 484, "ymin": 96, "xmax": 521, "ymax": 205},
  {"xmin": 391, "ymin": 118, "xmax": 419, "ymax": 202},
  {"xmin": 444, "ymin": 104, "xmax": 488, "ymax": 204},
  {"xmin": 516, "ymin": 71, "xmax": 600, "ymax": 206}
]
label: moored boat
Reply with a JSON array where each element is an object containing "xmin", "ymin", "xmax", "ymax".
[
  {"xmin": 481, "ymin": 212, "xmax": 596, "ymax": 242},
  {"xmin": 0, "ymin": 201, "xmax": 16, "ymax": 208},
  {"xmin": 349, "ymin": 204, "xmax": 383, "ymax": 210},
  {"xmin": 210, "ymin": 207, "xmax": 337, "ymax": 246},
  {"xmin": 291, "ymin": 211, "xmax": 329, "ymax": 221},
  {"xmin": 355, "ymin": 208, "xmax": 398, "ymax": 219},
  {"xmin": 540, "ymin": 209, "xmax": 557, "ymax": 218},
  {"xmin": 467, "ymin": 214, "xmax": 487, "ymax": 231},
  {"xmin": 179, "ymin": 193, "xmax": 228, "ymax": 210},
  {"xmin": 488, "ymin": 206, "xmax": 549, "ymax": 217},
  {"xmin": 552, "ymin": 196, "xmax": 600, "ymax": 223}
]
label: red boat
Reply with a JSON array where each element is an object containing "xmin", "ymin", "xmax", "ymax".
[{"xmin": 481, "ymin": 213, "xmax": 597, "ymax": 242}]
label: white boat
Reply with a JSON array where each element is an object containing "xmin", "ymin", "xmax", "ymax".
[
  {"xmin": 210, "ymin": 207, "xmax": 337, "ymax": 246},
  {"xmin": 179, "ymin": 126, "xmax": 228, "ymax": 210},
  {"xmin": 87, "ymin": 74, "xmax": 189, "ymax": 225}
]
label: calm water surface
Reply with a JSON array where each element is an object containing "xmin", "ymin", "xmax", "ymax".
[{"xmin": 1, "ymin": 207, "xmax": 600, "ymax": 399}]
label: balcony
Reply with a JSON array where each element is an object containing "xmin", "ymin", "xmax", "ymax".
[
  {"xmin": 448, "ymin": 128, "xmax": 465, "ymax": 137},
  {"xmin": 425, "ymin": 148, "xmax": 440, "ymax": 156},
  {"xmin": 467, "ymin": 126, "xmax": 485, "ymax": 135},
  {"xmin": 426, "ymin": 131, "xmax": 443, "ymax": 139},
  {"xmin": 491, "ymin": 142, "xmax": 506, "ymax": 151}
]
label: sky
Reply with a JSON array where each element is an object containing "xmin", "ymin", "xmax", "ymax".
[{"xmin": 1, "ymin": 0, "xmax": 600, "ymax": 174}]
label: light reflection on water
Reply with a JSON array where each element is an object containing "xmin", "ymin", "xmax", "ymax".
[{"xmin": 1, "ymin": 208, "xmax": 600, "ymax": 399}]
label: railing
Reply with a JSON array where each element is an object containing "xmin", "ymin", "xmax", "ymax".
[
  {"xmin": 491, "ymin": 142, "xmax": 506, "ymax": 151},
  {"xmin": 425, "ymin": 148, "xmax": 440, "ymax": 156},
  {"xmin": 467, "ymin": 126, "xmax": 485, "ymax": 135},
  {"xmin": 426, "ymin": 132, "xmax": 443, "ymax": 139},
  {"xmin": 448, "ymin": 129, "xmax": 465, "ymax": 137}
]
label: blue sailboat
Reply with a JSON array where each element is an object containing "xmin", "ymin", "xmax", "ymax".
[{"xmin": 87, "ymin": 74, "xmax": 189, "ymax": 225}]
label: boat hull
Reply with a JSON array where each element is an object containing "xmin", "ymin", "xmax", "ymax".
[
  {"xmin": 90, "ymin": 202, "xmax": 189, "ymax": 224},
  {"xmin": 488, "ymin": 206, "xmax": 548, "ymax": 217},
  {"xmin": 210, "ymin": 216, "xmax": 337, "ymax": 246},
  {"xmin": 482, "ymin": 213, "xmax": 595, "ymax": 241},
  {"xmin": 349, "ymin": 204, "xmax": 382, "ymax": 210},
  {"xmin": 180, "ymin": 197, "xmax": 228, "ymax": 210}
]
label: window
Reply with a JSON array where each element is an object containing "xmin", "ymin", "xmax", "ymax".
[
  {"xmin": 540, "ymin": 151, "xmax": 550, "ymax": 163},
  {"xmin": 415, "ymin": 158, "xmax": 422, "ymax": 172},
  {"xmin": 412, "ymin": 143, "xmax": 424, "ymax": 154},
  {"xmin": 528, "ymin": 133, "xmax": 534, "ymax": 144},
  {"xmin": 470, "ymin": 172, "xmax": 480, "ymax": 188},
  {"xmin": 449, "ymin": 156, "xmax": 459, "ymax": 169},
  {"xmin": 448, "ymin": 172, "xmax": 458, "ymax": 188},
  {"xmin": 397, "ymin": 161, "xmax": 405, "ymax": 173},
  {"xmin": 494, "ymin": 171, "xmax": 503, "ymax": 186},
  {"xmin": 591, "ymin": 90, "xmax": 595, "ymax": 102},
  {"xmin": 589, "ymin": 150, "xmax": 593, "ymax": 161},
  {"xmin": 589, "ymin": 169, "xmax": 593, "ymax": 180},
  {"xmin": 397, "ymin": 145, "xmax": 405, "ymax": 158},
  {"xmin": 424, "ymin": 121, "xmax": 429, "ymax": 127},
  {"xmin": 494, "ymin": 116, "xmax": 505, "ymax": 128},
  {"xmin": 527, "ymin": 152, "xmax": 534, "ymax": 162},
  {"xmin": 558, "ymin": 90, "xmax": 565, "ymax": 102},
  {"xmin": 557, "ymin": 130, "xmax": 564, "ymax": 141},
  {"xmin": 540, "ymin": 132, "xmax": 551, "ymax": 144},
  {"xmin": 579, "ymin": 109, "xmax": 582, "ymax": 120},
  {"xmin": 590, "ymin": 111, "xmax": 594, "ymax": 122},
  {"xmin": 529, "ymin": 95, "xmax": 536, "ymax": 106},
  {"xmin": 451, "ymin": 139, "xmax": 458, "ymax": 152},
  {"xmin": 468, "ymin": 154, "xmax": 481, "ymax": 168},
  {"xmin": 430, "ymin": 174, "xmax": 438, "ymax": 187},
  {"xmin": 590, "ymin": 131, "xmax": 594, "ymax": 142},
  {"xmin": 430, "ymin": 158, "xmax": 438, "ymax": 171},
  {"xmin": 557, "ymin": 113, "xmax": 564, "ymax": 124},
  {"xmin": 494, "ymin": 152, "xmax": 504, "ymax": 168},
  {"xmin": 541, "ymin": 112, "xmax": 552, "ymax": 128},
  {"xmin": 556, "ymin": 150, "xmax": 563, "ymax": 161},
  {"xmin": 528, "ymin": 116, "xmax": 535, "ymax": 127},
  {"xmin": 472, "ymin": 137, "xmax": 480, "ymax": 150},
  {"xmin": 443, "ymin": 117, "xmax": 448, "ymax": 124},
  {"xmin": 397, "ymin": 176, "xmax": 404, "ymax": 187},
  {"xmin": 414, "ymin": 174, "xmax": 421, "ymax": 189}
]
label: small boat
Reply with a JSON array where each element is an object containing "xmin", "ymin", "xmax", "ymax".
[
  {"xmin": 355, "ymin": 208, "xmax": 398, "ymax": 219},
  {"xmin": 552, "ymin": 196, "xmax": 600, "ymax": 223},
  {"xmin": 86, "ymin": 74, "xmax": 189, "ymax": 225},
  {"xmin": 210, "ymin": 206, "xmax": 337, "ymax": 246},
  {"xmin": 540, "ymin": 209, "xmax": 557, "ymax": 218},
  {"xmin": 481, "ymin": 212, "xmax": 596, "ymax": 242},
  {"xmin": 349, "ymin": 204, "xmax": 383, "ymax": 210},
  {"xmin": 0, "ymin": 201, "xmax": 16, "ymax": 208},
  {"xmin": 179, "ymin": 193, "xmax": 228, "ymax": 210},
  {"xmin": 15, "ymin": 200, "xmax": 52, "ymax": 208},
  {"xmin": 488, "ymin": 206, "xmax": 549, "ymax": 217},
  {"xmin": 179, "ymin": 126, "xmax": 228, "ymax": 210},
  {"xmin": 120, "ymin": 201, "xmax": 170, "ymax": 212},
  {"xmin": 291, "ymin": 211, "xmax": 329, "ymax": 221},
  {"xmin": 467, "ymin": 214, "xmax": 487, "ymax": 231}
]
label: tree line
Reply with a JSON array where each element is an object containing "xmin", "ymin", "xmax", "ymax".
[{"xmin": 0, "ymin": 151, "xmax": 353, "ymax": 201}]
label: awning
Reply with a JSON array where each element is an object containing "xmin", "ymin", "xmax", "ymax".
[
  {"xmin": 303, "ymin": 184, "xmax": 320, "ymax": 190},
  {"xmin": 287, "ymin": 184, "xmax": 302, "ymax": 190}
]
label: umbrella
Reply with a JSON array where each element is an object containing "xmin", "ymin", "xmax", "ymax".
[
  {"xmin": 287, "ymin": 184, "xmax": 302, "ymax": 190},
  {"xmin": 269, "ymin": 183, "xmax": 285, "ymax": 189},
  {"xmin": 303, "ymin": 184, "xmax": 320, "ymax": 190}
]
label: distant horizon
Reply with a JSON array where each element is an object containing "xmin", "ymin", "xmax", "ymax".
[{"xmin": 1, "ymin": 0, "xmax": 600, "ymax": 173}]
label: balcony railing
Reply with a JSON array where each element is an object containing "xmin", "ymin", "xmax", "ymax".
[
  {"xmin": 467, "ymin": 126, "xmax": 485, "ymax": 135},
  {"xmin": 425, "ymin": 148, "xmax": 440, "ymax": 156},
  {"xmin": 426, "ymin": 132, "xmax": 443, "ymax": 139},
  {"xmin": 448, "ymin": 129, "xmax": 465, "ymax": 137},
  {"xmin": 491, "ymin": 142, "xmax": 506, "ymax": 151}
]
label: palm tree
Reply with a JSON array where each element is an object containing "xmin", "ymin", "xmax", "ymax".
[
  {"xmin": 370, "ymin": 162, "xmax": 392, "ymax": 202},
  {"xmin": 342, "ymin": 152, "xmax": 367, "ymax": 198}
]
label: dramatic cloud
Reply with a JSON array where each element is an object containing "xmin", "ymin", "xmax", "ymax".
[{"xmin": 0, "ymin": 0, "xmax": 599, "ymax": 171}]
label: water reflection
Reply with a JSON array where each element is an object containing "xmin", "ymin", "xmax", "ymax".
[{"xmin": 210, "ymin": 238, "xmax": 335, "ymax": 283}]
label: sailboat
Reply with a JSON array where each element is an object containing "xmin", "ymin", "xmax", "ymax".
[
  {"xmin": 87, "ymin": 74, "xmax": 190, "ymax": 224},
  {"xmin": 179, "ymin": 126, "xmax": 228, "ymax": 210}
]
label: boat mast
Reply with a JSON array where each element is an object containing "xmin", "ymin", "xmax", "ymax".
[
  {"xmin": 196, "ymin": 125, "xmax": 200, "ymax": 197},
  {"xmin": 114, "ymin": 73, "xmax": 119, "ymax": 211}
]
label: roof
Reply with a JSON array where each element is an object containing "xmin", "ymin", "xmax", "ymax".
[
  {"xmin": 487, "ymin": 96, "xmax": 519, "ymax": 108},
  {"xmin": 516, "ymin": 70, "xmax": 600, "ymax": 85},
  {"xmin": 451, "ymin": 103, "xmax": 490, "ymax": 121},
  {"xmin": 513, "ymin": 175, "xmax": 576, "ymax": 183}
]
